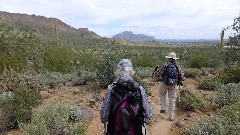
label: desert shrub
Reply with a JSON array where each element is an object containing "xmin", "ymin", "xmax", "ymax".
[
  {"xmin": 42, "ymin": 44, "xmax": 77, "ymax": 73},
  {"xmin": 214, "ymin": 83, "xmax": 240, "ymax": 107},
  {"xmin": 0, "ymin": 53, "xmax": 27, "ymax": 74},
  {"xmin": 77, "ymin": 52, "xmax": 98, "ymax": 71},
  {"xmin": 218, "ymin": 101, "xmax": 240, "ymax": 124},
  {"xmin": 69, "ymin": 106, "xmax": 82, "ymax": 122},
  {"xmin": 187, "ymin": 116, "xmax": 240, "ymax": 135},
  {"xmin": 184, "ymin": 68, "xmax": 201, "ymax": 78},
  {"xmin": 200, "ymin": 67, "xmax": 214, "ymax": 74},
  {"xmin": 186, "ymin": 54, "xmax": 206, "ymax": 68},
  {"xmin": 218, "ymin": 65, "xmax": 240, "ymax": 84},
  {"xmin": 0, "ymin": 92, "xmax": 16, "ymax": 131},
  {"xmin": 197, "ymin": 77, "xmax": 222, "ymax": 90},
  {"xmin": 13, "ymin": 87, "xmax": 40, "ymax": 121},
  {"xmin": 0, "ymin": 87, "xmax": 40, "ymax": 131},
  {"xmin": 95, "ymin": 54, "xmax": 118, "ymax": 87},
  {"xmin": 132, "ymin": 55, "xmax": 155, "ymax": 67},
  {"xmin": 0, "ymin": 69, "xmax": 41, "ymax": 130},
  {"xmin": 20, "ymin": 102, "xmax": 85, "ymax": 135},
  {"xmin": 224, "ymin": 15, "xmax": 240, "ymax": 64},
  {"xmin": 224, "ymin": 48, "xmax": 240, "ymax": 65},
  {"xmin": 184, "ymin": 47, "xmax": 224, "ymax": 69},
  {"xmin": 0, "ymin": 24, "xmax": 41, "ymax": 73},
  {"xmin": 135, "ymin": 67, "xmax": 153, "ymax": 78},
  {"xmin": 78, "ymin": 70, "xmax": 96, "ymax": 82},
  {"xmin": 176, "ymin": 90, "xmax": 205, "ymax": 111},
  {"xmin": 0, "ymin": 68, "xmax": 44, "ymax": 92},
  {"xmin": 37, "ymin": 70, "xmax": 71, "ymax": 89}
]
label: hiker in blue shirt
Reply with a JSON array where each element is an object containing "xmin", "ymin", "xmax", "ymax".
[
  {"xmin": 100, "ymin": 59, "xmax": 153, "ymax": 135},
  {"xmin": 154, "ymin": 52, "xmax": 185, "ymax": 121}
]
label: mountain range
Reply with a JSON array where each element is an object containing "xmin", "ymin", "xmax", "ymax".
[
  {"xmin": 0, "ymin": 11, "xmax": 158, "ymax": 43},
  {"xmin": 0, "ymin": 11, "xmax": 221, "ymax": 45},
  {"xmin": 0, "ymin": 11, "xmax": 100, "ymax": 43},
  {"xmin": 112, "ymin": 31, "xmax": 156, "ymax": 42}
]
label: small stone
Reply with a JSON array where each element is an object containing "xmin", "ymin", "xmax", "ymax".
[
  {"xmin": 73, "ymin": 89, "xmax": 80, "ymax": 94},
  {"xmin": 39, "ymin": 91, "xmax": 51, "ymax": 99},
  {"xmin": 89, "ymin": 99, "xmax": 96, "ymax": 106},
  {"xmin": 176, "ymin": 121, "xmax": 185, "ymax": 128}
]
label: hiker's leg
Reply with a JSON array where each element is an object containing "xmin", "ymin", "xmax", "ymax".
[
  {"xmin": 159, "ymin": 83, "xmax": 167, "ymax": 111},
  {"xmin": 168, "ymin": 85, "xmax": 177, "ymax": 119}
]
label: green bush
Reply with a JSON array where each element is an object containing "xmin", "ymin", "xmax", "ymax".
[
  {"xmin": 132, "ymin": 55, "xmax": 155, "ymax": 68},
  {"xmin": 20, "ymin": 102, "xmax": 85, "ymax": 135},
  {"xmin": 135, "ymin": 67, "xmax": 153, "ymax": 78},
  {"xmin": 218, "ymin": 65, "xmax": 240, "ymax": 84},
  {"xmin": 218, "ymin": 101, "xmax": 240, "ymax": 124},
  {"xmin": 69, "ymin": 106, "xmax": 82, "ymax": 122},
  {"xmin": 42, "ymin": 44, "xmax": 77, "ymax": 73},
  {"xmin": 214, "ymin": 83, "xmax": 240, "ymax": 107},
  {"xmin": 184, "ymin": 68, "xmax": 201, "ymax": 78},
  {"xmin": 0, "ymin": 92, "xmax": 16, "ymax": 130},
  {"xmin": 95, "ymin": 54, "xmax": 118, "ymax": 87},
  {"xmin": 0, "ymin": 24, "xmax": 41, "ymax": 73},
  {"xmin": 187, "ymin": 116, "xmax": 240, "ymax": 135},
  {"xmin": 0, "ymin": 87, "xmax": 40, "ymax": 131},
  {"xmin": 186, "ymin": 54, "xmax": 206, "ymax": 68},
  {"xmin": 0, "ymin": 69, "xmax": 41, "ymax": 130},
  {"xmin": 77, "ymin": 70, "xmax": 96, "ymax": 82},
  {"xmin": 197, "ymin": 77, "xmax": 222, "ymax": 90},
  {"xmin": 176, "ymin": 90, "xmax": 205, "ymax": 111},
  {"xmin": 0, "ymin": 53, "xmax": 27, "ymax": 73}
]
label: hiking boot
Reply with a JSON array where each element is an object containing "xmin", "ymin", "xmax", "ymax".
[{"xmin": 160, "ymin": 110, "xmax": 166, "ymax": 113}]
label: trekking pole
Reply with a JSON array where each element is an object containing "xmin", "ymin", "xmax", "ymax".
[{"xmin": 104, "ymin": 123, "xmax": 106, "ymax": 135}]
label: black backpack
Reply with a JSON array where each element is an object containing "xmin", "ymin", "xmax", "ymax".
[
  {"xmin": 107, "ymin": 79, "xmax": 145, "ymax": 135},
  {"xmin": 163, "ymin": 63, "xmax": 179, "ymax": 85}
]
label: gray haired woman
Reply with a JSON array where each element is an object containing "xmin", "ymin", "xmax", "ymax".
[{"xmin": 100, "ymin": 59, "xmax": 153, "ymax": 135}]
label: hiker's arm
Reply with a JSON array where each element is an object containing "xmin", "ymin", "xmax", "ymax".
[
  {"xmin": 152, "ymin": 65, "xmax": 160, "ymax": 76},
  {"xmin": 139, "ymin": 86, "xmax": 153, "ymax": 120},
  {"xmin": 100, "ymin": 84, "xmax": 114, "ymax": 123},
  {"xmin": 177, "ymin": 65, "xmax": 185, "ymax": 81}
]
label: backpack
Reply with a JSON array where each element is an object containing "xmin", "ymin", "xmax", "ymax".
[
  {"xmin": 163, "ymin": 63, "xmax": 179, "ymax": 85},
  {"xmin": 107, "ymin": 79, "xmax": 145, "ymax": 135}
]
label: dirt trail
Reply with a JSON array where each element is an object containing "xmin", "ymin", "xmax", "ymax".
[{"xmin": 147, "ymin": 83, "xmax": 174, "ymax": 135}]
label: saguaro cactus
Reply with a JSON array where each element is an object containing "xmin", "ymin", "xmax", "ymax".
[{"xmin": 220, "ymin": 30, "xmax": 224, "ymax": 47}]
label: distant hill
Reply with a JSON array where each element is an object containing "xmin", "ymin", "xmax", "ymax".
[
  {"xmin": 0, "ymin": 11, "xmax": 100, "ymax": 43},
  {"xmin": 112, "ymin": 31, "xmax": 156, "ymax": 42}
]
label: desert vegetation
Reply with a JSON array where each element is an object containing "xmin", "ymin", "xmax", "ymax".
[{"xmin": 0, "ymin": 13, "xmax": 239, "ymax": 135}]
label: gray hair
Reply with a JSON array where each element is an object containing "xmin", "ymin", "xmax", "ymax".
[{"xmin": 114, "ymin": 59, "xmax": 135, "ymax": 79}]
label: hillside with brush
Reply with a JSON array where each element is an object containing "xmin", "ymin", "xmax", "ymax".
[{"xmin": 0, "ymin": 11, "xmax": 100, "ymax": 45}]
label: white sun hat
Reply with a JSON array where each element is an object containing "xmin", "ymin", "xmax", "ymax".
[{"xmin": 165, "ymin": 52, "xmax": 179, "ymax": 60}]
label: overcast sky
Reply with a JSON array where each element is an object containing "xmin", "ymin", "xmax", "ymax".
[{"xmin": 0, "ymin": 0, "xmax": 239, "ymax": 39}]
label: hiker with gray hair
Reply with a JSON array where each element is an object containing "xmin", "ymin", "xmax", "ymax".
[
  {"xmin": 153, "ymin": 52, "xmax": 185, "ymax": 121},
  {"xmin": 100, "ymin": 59, "xmax": 153, "ymax": 135}
]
